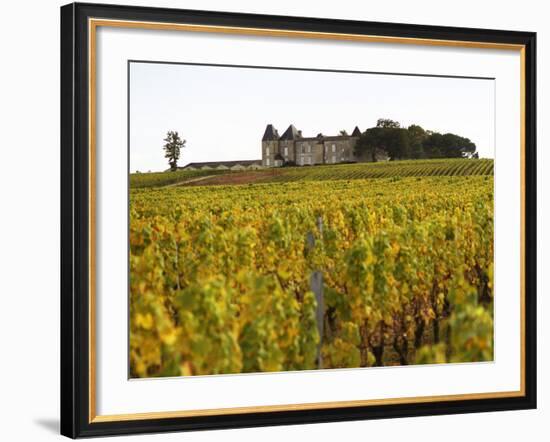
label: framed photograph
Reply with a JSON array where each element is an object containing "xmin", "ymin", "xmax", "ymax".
[{"xmin": 60, "ymin": 2, "xmax": 537, "ymax": 438}]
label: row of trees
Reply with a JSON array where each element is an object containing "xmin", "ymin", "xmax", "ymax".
[{"xmin": 354, "ymin": 119, "xmax": 478, "ymax": 161}]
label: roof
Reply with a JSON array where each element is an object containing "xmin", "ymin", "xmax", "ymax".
[
  {"xmin": 280, "ymin": 124, "xmax": 301, "ymax": 140},
  {"xmin": 274, "ymin": 124, "xmax": 361, "ymax": 141},
  {"xmin": 262, "ymin": 124, "xmax": 279, "ymax": 141},
  {"xmin": 294, "ymin": 136, "xmax": 355, "ymax": 142},
  {"xmin": 181, "ymin": 160, "xmax": 262, "ymax": 169}
]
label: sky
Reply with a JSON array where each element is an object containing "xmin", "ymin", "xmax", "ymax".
[{"xmin": 129, "ymin": 62, "xmax": 495, "ymax": 172}]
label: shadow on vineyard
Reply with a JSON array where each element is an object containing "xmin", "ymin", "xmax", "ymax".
[{"xmin": 129, "ymin": 161, "xmax": 494, "ymax": 377}]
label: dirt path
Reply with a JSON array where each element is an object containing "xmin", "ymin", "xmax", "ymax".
[
  {"xmin": 182, "ymin": 171, "xmax": 282, "ymax": 186},
  {"xmin": 162, "ymin": 175, "xmax": 217, "ymax": 188},
  {"xmin": 161, "ymin": 170, "xmax": 284, "ymax": 188}
]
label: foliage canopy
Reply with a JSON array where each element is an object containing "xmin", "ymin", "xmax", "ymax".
[{"xmin": 354, "ymin": 118, "xmax": 477, "ymax": 161}]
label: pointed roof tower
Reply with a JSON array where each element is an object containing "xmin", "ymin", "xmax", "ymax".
[
  {"xmin": 280, "ymin": 124, "xmax": 301, "ymax": 140},
  {"xmin": 351, "ymin": 126, "xmax": 362, "ymax": 137},
  {"xmin": 262, "ymin": 124, "xmax": 279, "ymax": 141}
]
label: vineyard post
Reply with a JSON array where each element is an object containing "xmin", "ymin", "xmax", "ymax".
[
  {"xmin": 307, "ymin": 216, "xmax": 325, "ymax": 369},
  {"xmin": 311, "ymin": 270, "xmax": 324, "ymax": 369}
]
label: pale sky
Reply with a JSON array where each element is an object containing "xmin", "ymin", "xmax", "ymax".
[{"xmin": 129, "ymin": 62, "xmax": 495, "ymax": 172}]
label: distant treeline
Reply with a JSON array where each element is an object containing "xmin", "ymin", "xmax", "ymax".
[{"xmin": 354, "ymin": 118, "xmax": 478, "ymax": 161}]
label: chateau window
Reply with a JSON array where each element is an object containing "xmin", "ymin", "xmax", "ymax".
[
  {"xmin": 332, "ymin": 155, "xmax": 336, "ymax": 163},
  {"xmin": 307, "ymin": 145, "xmax": 311, "ymax": 153},
  {"xmin": 332, "ymin": 144, "xmax": 336, "ymax": 152},
  {"xmin": 266, "ymin": 158, "xmax": 270, "ymax": 166},
  {"xmin": 266, "ymin": 147, "xmax": 270, "ymax": 155},
  {"xmin": 284, "ymin": 147, "xmax": 288, "ymax": 157}
]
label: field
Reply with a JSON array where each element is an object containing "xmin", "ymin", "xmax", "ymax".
[
  {"xmin": 130, "ymin": 168, "xmax": 228, "ymax": 188},
  {"xmin": 130, "ymin": 158, "xmax": 494, "ymax": 189},
  {"xmin": 129, "ymin": 159, "xmax": 494, "ymax": 377},
  {"xmin": 267, "ymin": 158, "xmax": 493, "ymax": 182}
]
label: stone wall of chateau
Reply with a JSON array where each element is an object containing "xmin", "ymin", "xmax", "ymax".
[
  {"xmin": 262, "ymin": 123, "xmax": 372, "ymax": 168},
  {"xmin": 279, "ymin": 139, "xmax": 295, "ymax": 166},
  {"xmin": 292, "ymin": 138, "xmax": 358, "ymax": 166},
  {"xmin": 262, "ymin": 140, "xmax": 280, "ymax": 167}
]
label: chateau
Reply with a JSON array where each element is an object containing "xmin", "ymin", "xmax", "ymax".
[
  {"xmin": 180, "ymin": 123, "xmax": 388, "ymax": 171},
  {"xmin": 262, "ymin": 123, "xmax": 388, "ymax": 168}
]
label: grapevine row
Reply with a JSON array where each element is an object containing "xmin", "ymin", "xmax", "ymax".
[{"xmin": 129, "ymin": 175, "xmax": 493, "ymax": 377}]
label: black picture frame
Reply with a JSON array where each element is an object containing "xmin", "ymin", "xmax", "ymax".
[{"xmin": 61, "ymin": 2, "xmax": 537, "ymax": 438}]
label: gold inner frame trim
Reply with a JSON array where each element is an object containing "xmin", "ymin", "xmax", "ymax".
[
  {"xmin": 88, "ymin": 17, "xmax": 527, "ymax": 423},
  {"xmin": 90, "ymin": 18, "xmax": 525, "ymax": 50},
  {"xmin": 91, "ymin": 390, "xmax": 524, "ymax": 423}
]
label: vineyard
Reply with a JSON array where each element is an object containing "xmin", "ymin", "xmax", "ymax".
[
  {"xmin": 268, "ymin": 158, "xmax": 493, "ymax": 183},
  {"xmin": 130, "ymin": 165, "xmax": 494, "ymax": 377},
  {"xmin": 130, "ymin": 168, "xmax": 227, "ymax": 188},
  {"xmin": 130, "ymin": 158, "xmax": 494, "ymax": 189}
]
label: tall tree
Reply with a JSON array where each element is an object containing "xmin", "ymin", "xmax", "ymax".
[
  {"xmin": 354, "ymin": 127, "xmax": 382, "ymax": 162},
  {"xmin": 385, "ymin": 128, "xmax": 410, "ymax": 161},
  {"xmin": 374, "ymin": 119, "xmax": 409, "ymax": 160},
  {"xmin": 163, "ymin": 131, "xmax": 186, "ymax": 171},
  {"xmin": 355, "ymin": 124, "xmax": 411, "ymax": 161},
  {"xmin": 407, "ymin": 124, "xmax": 428, "ymax": 159}
]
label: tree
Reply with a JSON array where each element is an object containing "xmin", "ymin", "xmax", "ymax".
[
  {"xmin": 355, "ymin": 119, "xmax": 477, "ymax": 161},
  {"xmin": 423, "ymin": 132, "xmax": 476, "ymax": 159},
  {"xmin": 384, "ymin": 128, "xmax": 410, "ymax": 161},
  {"xmin": 407, "ymin": 124, "xmax": 428, "ymax": 159},
  {"xmin": 339, "ymin": 130, "xmax": 349, "ymax": 136},
  {"xmin": 422, "ymin": 132, "xmax": 444, "ymax": 158},
  {"xmin": 163, "ymin": 131, "xmax": 185, "ymax": 171},
  {"xmin": 355, "ymin": 124, "xmax": 410, "ymax": 161},
  {"xmin": 354, "ymin": 127, "xmax": 382, "ymax": 162},
  {"xmin": 374, "ymin": 119, "xmax": 409, "ymax": 160},
  {"xmin": 376, "ymin": 118, "xmax": 401, "ymax": 129}
]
